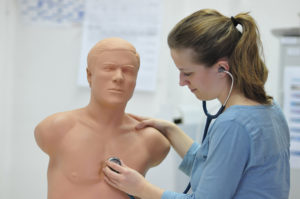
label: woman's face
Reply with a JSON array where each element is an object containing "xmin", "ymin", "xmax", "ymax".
[{"xmin": 170, "ymin": 48, "xmax": 223, "ymax": 101}]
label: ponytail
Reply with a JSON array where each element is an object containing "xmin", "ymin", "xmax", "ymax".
[
  {"xmin": 168, "ymin": 9, "xmax": 272, "ymax": 105},
  {"xmin": 230, "ymin": 13, "xmax": 272, "ymax": 104}
]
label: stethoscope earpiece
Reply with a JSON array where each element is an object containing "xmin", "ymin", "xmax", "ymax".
[{"xmin": 218, "ymin": 67, "xmax": 225, "ymax": 73}]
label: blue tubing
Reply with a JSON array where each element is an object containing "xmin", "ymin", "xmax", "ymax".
[{"xmin": 128, "ymin": 194, "xmax": 135, "ymax": 199}]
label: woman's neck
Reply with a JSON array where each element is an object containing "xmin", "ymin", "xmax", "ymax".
[{"xmin": 222, "ymin": 89, "xmax": 261, "ymax": 109}]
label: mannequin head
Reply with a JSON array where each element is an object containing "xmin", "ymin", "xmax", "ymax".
[{"xmin": 86, "ymin": 38, "xmax": 140, "ymax": 107}]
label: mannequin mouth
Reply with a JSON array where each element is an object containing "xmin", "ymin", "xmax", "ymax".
[
  {"xmin": 108, "ymin": 88, "xmax": 123, "ymax": 93},
  {"xmin": 190, "ymin": 88, "xmax": 197, "ymax": 93}
]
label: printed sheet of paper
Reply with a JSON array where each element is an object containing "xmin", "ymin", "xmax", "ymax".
[
  {"xmin": 284, "ymin": 66, "xmax": 300, "ymax": 168},
  {"xmin": 78, "ymin": 0, "xmax": 162, "ymax": 91},
  {"xmin": 17, "ymin": 0, "xmax": 84, "ymax": 26}
]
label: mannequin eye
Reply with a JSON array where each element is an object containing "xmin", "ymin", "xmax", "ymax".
[
  {"xmin": 122, "ymin": 67, "xmax": 134, "ymax": 73},
  {"xmin": 103, "ymin": 65, "xmax": 116, "ymax": 71}
]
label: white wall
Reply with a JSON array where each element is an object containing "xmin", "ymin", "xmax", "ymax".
[
  {"xmin": 0, "ymin": 0, "xmax": 16, "ymax": 198},
  {"xmin": 1, "ymin": 0, "xmax": 299, "ymax": 198}
]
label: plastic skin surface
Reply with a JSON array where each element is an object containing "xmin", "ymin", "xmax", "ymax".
[{"xmin": 34, "ymin": 38, "xmax": 170, "ymax": 199}]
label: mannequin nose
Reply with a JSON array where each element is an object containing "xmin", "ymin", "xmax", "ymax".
[{"xmin": 113, "ymin": 69, "xmax": 124, "ymax": 82}]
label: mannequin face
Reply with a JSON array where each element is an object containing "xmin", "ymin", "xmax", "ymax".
[
  {"xmin": 170, "ymin": 48, "xmax": 223, "ymax": 101},
  {"xmin": 88, "ymin": 48, "xmax": 139, "ymax": 107}
]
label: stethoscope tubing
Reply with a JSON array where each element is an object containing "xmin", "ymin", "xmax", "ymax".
[
  {"xmin": 183, "ymin": 70, "xmax": 234, "ymax": 194},
  {"xmin": 131, "ymin": 70, "xmax": 234, "ymax": 197},
  {"xmin": 183, "ymin": 101, "xmax": 225, "ymax": 194}
]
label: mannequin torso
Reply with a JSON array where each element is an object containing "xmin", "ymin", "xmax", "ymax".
[
  {"xmin": 34, "ymin": 38, "xmax": 170, "ymax": 199},
  {"xmin": 36, "ymin": 108, "xmax": 169, "ymax": 199}
]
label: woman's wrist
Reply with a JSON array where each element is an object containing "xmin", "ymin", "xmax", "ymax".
[
  {"xmin": 164, "ymin": 123, "xmax": 194, "ymax": 158},
  {"xmin": 138, "ymin": 180, "xmax": 164, "ymax": 199},
  {"xmin": 164, "ymin": 122, "xmax": 179, "ymax": 139}
]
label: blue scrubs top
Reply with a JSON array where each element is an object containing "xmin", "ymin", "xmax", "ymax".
[{"xmin": 162, "ymin": 102, "xmax": 290, "ymax": 199}]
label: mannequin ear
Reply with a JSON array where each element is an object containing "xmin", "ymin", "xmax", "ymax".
[{"xmin": 86, "ymin": 67, "xmax": 92, "ymax": 87}]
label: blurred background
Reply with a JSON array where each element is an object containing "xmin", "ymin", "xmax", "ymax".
[{"xmin": 0, "ymin": 0, "xmax": 300, "ymax": 198}]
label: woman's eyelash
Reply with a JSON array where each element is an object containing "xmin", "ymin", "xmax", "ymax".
[{"xmin": 183, "ymin": 72, "xmax": 192, "ymax": 76}]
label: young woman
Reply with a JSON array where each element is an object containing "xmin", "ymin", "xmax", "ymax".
[{"xmin": 103, "ymin": 9, "xmax": 290, "ymax": 199}]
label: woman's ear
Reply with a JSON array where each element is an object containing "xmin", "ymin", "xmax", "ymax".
[{"xmin": 216, "ymin": 59, "xmax": 230, "ymax": 72}]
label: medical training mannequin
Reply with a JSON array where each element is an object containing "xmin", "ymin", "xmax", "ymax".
[
  {"xmin": 34, "ymin": 37, "xmax": 170, "ymax": 199},
  {"xmin": 103, "ymin": 9, "xmax": 290, "ymax": 199}
]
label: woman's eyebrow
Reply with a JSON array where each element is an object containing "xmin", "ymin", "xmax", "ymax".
[{"xmin": 178, "ymin": 67, "xmax": 193, "ymax": 71}]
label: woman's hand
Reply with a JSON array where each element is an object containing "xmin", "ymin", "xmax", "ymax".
[
  {"xmin": 128, "ymin": 114, "xmax": 177, "ymax": 137},
  {"xmin": 129, "ymin": 114, "xmax": 194, "ymax": 158},
  {"xmin": 103, "ymin": 160, "xmax": 163, "ymax": 199}
]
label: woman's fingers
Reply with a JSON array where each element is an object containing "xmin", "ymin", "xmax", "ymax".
[
  {"xmin": 128, "ymin": 113, "xmax": 173, "ymax": 134},
  {"xmin": 103, "ymin": 167, "xmax": 120, "ymax": 187},
  {"xmin": 135, "ymin": 121, "xmax": 151, "ymax": 129},
  {"xmin": 127, "ymin": 113, "xmax": 149, "ymax": 121},
  {"xmin": 136, "ymin": 119, "xmax": 173, "ymax": 137},
  {"xmin": 103, "ymin": 166, "xmax": 128, "ymax": 193},
  {"xmin": 103, "ymin": 174, "xmax": 117, "ymax": 187},
  {"xmin": 127, "ymin": 113, "xmax": 154, "ymax": 130},
  {"xmin": 103, "ymin": 161, "xmax": 135, "ymax": 195},
  {"xmin": 105, "ymin": 160, "xmax": 126, "ymax": 174},
  {"xmin": 103, "ymin": 159, "xmax": 150, "ymax": 198}
]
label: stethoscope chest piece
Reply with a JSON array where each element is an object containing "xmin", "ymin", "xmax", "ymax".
[
  {"xmin": 107, "ymin": 157, "xmax": 136, "ymax": 199},
  {"xmin": 108, "ymin": 157, "xmax": 122, "ymax": 173}
]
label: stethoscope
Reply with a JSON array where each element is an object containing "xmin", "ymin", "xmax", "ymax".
[
  {"xmin": 108, "ymin": 68, "xmax": 234, "ymax": 198},
  {"xmin": 108, "ymin": 157, "xmax": 136, "ymax": 199},
  {"xmin": 183, "ymin": 67, "xmax": 234, "ymax": 194}
]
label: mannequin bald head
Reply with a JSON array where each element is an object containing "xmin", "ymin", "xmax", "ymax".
[
  {"xmin": 86, "ymin": 38, "xmax": 140, "ymax": 107},
  {"xmin": 87, "ymin": 37, "xmax": 140, "ymax": 70}
]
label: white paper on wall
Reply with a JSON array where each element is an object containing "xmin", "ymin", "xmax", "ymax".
[
  {"xmin": 78, "ymin": 0, "xmax": 163, "ymax": 91},
  {"xmin": 17, "ymin": 0, "xmax": 85, "ymax": 26},
  {"xmin": 284, "ymin": 66, "xmax": 300, "ymax": 168}
]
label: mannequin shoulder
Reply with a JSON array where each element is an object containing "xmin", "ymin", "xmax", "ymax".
[
  {"xmin": 34, "ymin": 111, "xmax": 77, "ymax": 154},
  {"xmin": 139, "ymin": 127, "xmax": 171, "ymax": 166},
  {"xmin": 35, "ymin": 111, "xmax": 77, "ymax": 135},
  {"xmin": 142, "ymin": 127, "xmax": 169, "ymax": 146},
  {"xmin": 124, "ymin": 114, "xmax": 171, "ymax": 166}
]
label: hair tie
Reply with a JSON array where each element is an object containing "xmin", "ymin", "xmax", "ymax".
[{"xmin": 231, "ymin": 16, "xmax": 239, "ymax": 27}]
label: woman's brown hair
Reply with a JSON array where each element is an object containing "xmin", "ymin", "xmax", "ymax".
[{"xmin": 168, "ymin": 9, "xmax": 272, "ymax": 104}]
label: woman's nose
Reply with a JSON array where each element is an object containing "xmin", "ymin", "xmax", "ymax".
[{"xmin": 179, "ymin": 72, "xmax": 189, "ymax": 86}]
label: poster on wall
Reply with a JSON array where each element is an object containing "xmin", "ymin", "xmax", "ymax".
[
  {"xmin": 78, "ymin": 0, "xmax": 163, "ymax": 91},
  {"xmin": 284, "ymin": 66, "xmax": 300, "ymax": 168},
  {"xmin": 17, "ymin": 0, "xmax": 85, "ymax": 26}
]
